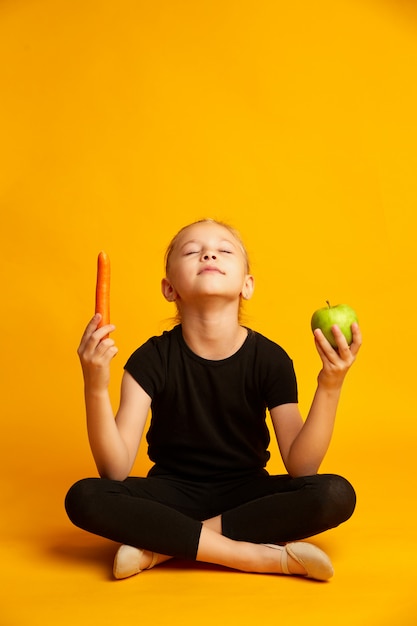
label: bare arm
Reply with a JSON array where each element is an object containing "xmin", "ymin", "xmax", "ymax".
[
  {"xmin": 271, "ymin": 323, "xmax": 362, "ymax": 477},
  {"xmin": 77, "ymin": 314, "xmax": 151, "ymax": 480}
]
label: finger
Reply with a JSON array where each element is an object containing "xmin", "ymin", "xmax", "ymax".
[
  {"xmin": 78, "ymin": 320, "xmax": 115, "ymax": 359},
  {"xmin": 78, "ymin": 314, "xmax": 101, "ymax": 352},
  {"xmin": 349, "ymin": 322, "xmax": 362, "ymax": 357},
  {"xmin": 94, "ymin": 338, "xmax": 119, "ymax": 363},
  {"xmin": 313, "ymin": 328, "xmax": 339, "ymax": 363},
  {"xmin": 94, "ymin": 323, "xmax": 116, "ymax": 343},
  {"xmin": 331, "ymin": 324, "xmax": 351, "ymax": 356},
  {"xmin": 95, "ymin": 335, "xmax": 118, "ymax": 353},
  {"xmin": 313, "ymin": 334, "xmax": 328, "ymax": 362}
]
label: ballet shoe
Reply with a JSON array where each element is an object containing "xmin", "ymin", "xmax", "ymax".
[
  {"xmin": 113, "ymin": 545, "xmax": 159, "ymax": 579},
  {"xmin": 264, "ymin": 542, "xmax": 334, "ymax": 581}
]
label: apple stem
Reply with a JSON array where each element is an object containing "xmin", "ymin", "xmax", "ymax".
[{"xmin": 326, "ymin": 300, "xmax": 331, "ymax": 308}]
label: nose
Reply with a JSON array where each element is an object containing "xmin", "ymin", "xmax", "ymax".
[{"xmin": 203, "ymin": 253, "xmax": 217, "ymax": 260}]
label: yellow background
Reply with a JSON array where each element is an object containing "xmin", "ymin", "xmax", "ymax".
[{"xmin": 1, "ymin": 0, "xmax": 416, "ymax": 624}]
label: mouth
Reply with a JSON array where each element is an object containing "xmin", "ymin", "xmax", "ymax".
[{"xmin": 198, "ymin": 266, "xmax": 224, "ymax": 275}]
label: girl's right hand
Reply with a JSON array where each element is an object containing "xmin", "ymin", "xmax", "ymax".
[{"xmin": 77, "ymin": 313, "xmax": 118, "ymax": 391}]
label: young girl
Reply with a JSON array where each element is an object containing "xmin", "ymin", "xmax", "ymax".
[{"xmin": 65, "ymin": 218, "xmax": 361, "ymax": 581}]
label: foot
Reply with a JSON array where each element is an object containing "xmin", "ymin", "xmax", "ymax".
[
  {"xmin": 113, "ymin": 545, "xmax": 172, "ymax": 579},
  {"xmin": 263, "ymin": 542, "xmax": 334, "ymax": 581}
]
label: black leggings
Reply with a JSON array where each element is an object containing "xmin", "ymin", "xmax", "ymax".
[{"xmin": 65, "ymin": 472, "xmax": 356, "ymax": 560}]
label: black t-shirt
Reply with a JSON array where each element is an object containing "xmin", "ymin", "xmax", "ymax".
[{"xmin": 124, "ymin": 325, "xmax": 298, "ymax": 479}]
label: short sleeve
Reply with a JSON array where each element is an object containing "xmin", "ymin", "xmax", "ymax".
[
  {"xmin": 254, "ymin": 333, "xmax": 298, "ymax": 409},
  {"xmin": 124, "ymin": 335, "xmax": 167, "ymax": 399}
]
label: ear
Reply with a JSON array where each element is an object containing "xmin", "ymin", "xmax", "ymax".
[
  {"xmin": 161, "ymin": 277, "xmax": 177, "ymax": 302},
  {"xmin": 241, "ymin": 274, "xmax": 255, "ymax": 301}
]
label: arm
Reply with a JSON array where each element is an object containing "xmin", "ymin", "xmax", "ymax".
[
  {"xmin": 77, "ymin": 314, "xmax": 151, "ymax": 480},
  {"xmin": 271, "ymin": 322, "xmax": 362, "ymax": 477}
]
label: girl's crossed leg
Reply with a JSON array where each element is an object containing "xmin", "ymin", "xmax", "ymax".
[{"xmin": 65, "ymin": 473, "xmax": 355, "ymax": 581}]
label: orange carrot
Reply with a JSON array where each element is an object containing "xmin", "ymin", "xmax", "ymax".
[{"xmin": 95, "ymin": 251, "xmax": 110, "ymax": 336}]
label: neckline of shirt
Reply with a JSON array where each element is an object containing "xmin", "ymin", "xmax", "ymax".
[{"xmin": 175, "ymin": 324, "xmax": 253, "ymax": 365}]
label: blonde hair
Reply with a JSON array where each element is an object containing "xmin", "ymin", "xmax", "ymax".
[{"xmin": 164, "ymin": 218, "xmax": 250, "ymax": 275}]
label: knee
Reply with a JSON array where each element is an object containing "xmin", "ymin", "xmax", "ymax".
[
  {"xmin": 64, "ymin": 478, "xmax": 99, "ymax": 528},
  {"xmin": 321, "ymin": 474, "xmax": 356, "ymax": 525}
]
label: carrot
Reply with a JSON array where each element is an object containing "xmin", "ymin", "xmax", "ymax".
[{"xmin": 95, "ymin": 251, "xmax": 110, "ymax": 336}]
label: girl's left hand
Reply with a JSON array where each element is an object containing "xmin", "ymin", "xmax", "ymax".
[{"xmin": 314, "ymin": 322, "xmax": 362, "ymax": 390}]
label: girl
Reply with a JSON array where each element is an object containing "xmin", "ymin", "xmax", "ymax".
[{"xmin": 65, "ymin": 219, "xmax": 361, "ymax": 581}]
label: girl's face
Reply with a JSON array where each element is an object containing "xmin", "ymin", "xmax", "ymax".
[{"xmin": 162, "ymin": 222, "xmax": 254, "ymax": 306}]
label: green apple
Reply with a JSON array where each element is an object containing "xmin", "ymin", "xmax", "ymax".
[{"xmin": 311, "ymin": 301, "xmax": 358, "ymax": 348}]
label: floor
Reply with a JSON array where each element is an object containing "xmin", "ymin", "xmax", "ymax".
[{"xmin": 3, "ymin": 439, "xmax": 416, "ymax": 626}]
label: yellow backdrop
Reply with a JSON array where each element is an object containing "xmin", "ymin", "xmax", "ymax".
[{"xmin": 1, "ymin": 1, "xmax": 416, "ymax": 625}]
